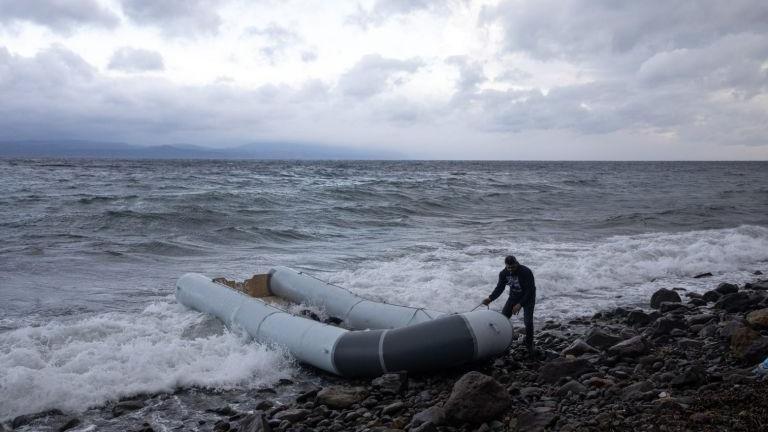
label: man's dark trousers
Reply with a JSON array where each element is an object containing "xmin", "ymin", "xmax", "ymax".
[{"xmin": 502, "ymin": 298, "xmax": 534, "ymax": 350}]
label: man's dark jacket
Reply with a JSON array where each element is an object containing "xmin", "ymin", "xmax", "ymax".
[{"xmin": 488, "ymin": 264, "xmax": 536, "ymax": 306}]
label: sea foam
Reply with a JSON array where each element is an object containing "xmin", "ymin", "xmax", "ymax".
[
  {"xmin": 328, "ymin": 225, "xmax": 768, "ymax": 318},
  {"xmin": 0, "ymin": 300, "xmax": 294, "ymax": 421}
]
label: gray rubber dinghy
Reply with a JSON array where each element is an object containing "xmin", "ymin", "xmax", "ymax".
[{"xmin": 176, "ymin": 266, "xmax": 514, "ymax": 377}]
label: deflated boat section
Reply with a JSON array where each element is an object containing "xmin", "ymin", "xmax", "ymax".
[
  {"xmin": 268, "ymin": 266, "xmax": 445, "ymax": 329},
  {"xmin": 176, "ymin": 272, "xmax": 514, "ymax": 377}
]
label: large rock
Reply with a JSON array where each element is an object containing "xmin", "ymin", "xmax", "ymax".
[
  {"xmin": 702, "ymin": 290, "xmax": 721, "ymax": 303},
  {"xmin": 650, "ymin": 288, "xmax": 681, "ymax": 309},
  {"xmin": 670, "ymin": 365, "xmax": 707, "ymax": 389},
  {"xmin": 715, "ymin": 282, "xmax": 739, "ymax": 295},
  {"xmin": 730, "ymin": 327, "xmax": 768, "ymax": 363},
  {"xmin": 608, "ymin": 336, "xmax": 651, "ymax": 357},
  {"xmin": 747, "ymin": 308, "xmax": 768, "ymax": 329},
  {"xmin": 649, "ymin": 316, "xmax": 687, "ymax": 337},
  {"xmin": 516, "ymin": 411, "xmax": 556, "ymax": 432},
  {"xmin": 584, "ymin": 328, "xmax": 623, "ymax": 350},
  {"xmin": 625, "ymin": 310, "xmax": 652, "ymax": 326},
  {"xmin": 556, "ymin": 380, "xmax": 587, "ymax": 397},
  {"xmin": 538, "ymin": 358, "xmax": 595, "ymax": 383},
  {"xmin": 238, "ymin": 413, "xmax": 272, "ymax": 432},
  {"xmin": 372, "ymin": 372, "xmax": 408, "ymax": 394},
  {"xmin": 620, "ymin": 381, "xmax": 655, "ymax": 401},
  {"xmin": 561, "ymin": 339, "xmax": 599, "ymax": 356},
  {"xmin": 316, "ymin": 386, "xmax": 367, "ymax": 409},
  {"xmin": 714, "ymin": 292, "xmax": 754, "ymax": 313},
  {"xmin": 686, "ymin": 314, "xmax": 716, "ymax": 326},
  {"xmin": 659, "ymin": 302, "xmax": 687, "ymax": 314},
  {"xmin": 443, "ymin": 372, "xmax": 511, "ymax": 423},
  {"xmin": 745, "ymin": 280, "xmax": 768, "ymax": 290},
  {"xmin": 411, "ymin": 406, "xmax": 446, "ymax": 427},
  {"xmin": 272, "ymin": 408, "xmax": 310, "ymax": 423},
  {"xmin": 720, "ymin": 320, "xmax": 747, "ymax": 339}
]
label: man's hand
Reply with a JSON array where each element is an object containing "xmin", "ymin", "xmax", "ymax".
[
  {"xmin": 481, "ymin": 298, "xmax": 492, "ymax": 306},
  {"xmin": 512, "ymin": 304, "xmax": 522, "ymax": 315}
]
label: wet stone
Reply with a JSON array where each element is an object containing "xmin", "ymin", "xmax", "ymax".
[
  {"xmin": 650, "ymin": 288, "xmax": 682, "ymax": 309},
  {"xmin": 538, "ymin": 358, "xmax": 595, "ymax": 383},
  {"xmin": 443, "ymin": 372, "xmax": 510, "ymax": 423},
  {"xmin": 584, "ymin": 328, "xmax": 623, "ymax": 351},
  {"xmin": 272, "ymin": 408, "xmax": 310, "ymax": 423},
  {"xmin": 715, "ymin": 282, "xmax": 739, "ymax": 295},
  {"xmin": 112, "ymin": 400, "xmax": 145, "ymax": 417}
]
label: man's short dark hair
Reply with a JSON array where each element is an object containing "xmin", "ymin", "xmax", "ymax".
[{"xmin": 505, "ymin": 255, "xmax": 518, "ymax": 265}]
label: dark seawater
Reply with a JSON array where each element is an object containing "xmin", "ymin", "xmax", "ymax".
[{"xmin": 1, "ymin": 159, "xmax": 768, "ymax": 425}]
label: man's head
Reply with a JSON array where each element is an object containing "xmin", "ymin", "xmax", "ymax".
[{"xmin": 505, "ymin": 255, "xmax": 518, "ymax": 272}]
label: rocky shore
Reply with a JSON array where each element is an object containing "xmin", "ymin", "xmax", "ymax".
[{"xmin": 5, "ymin": 275, "xmax": 768, "ymax": 432}]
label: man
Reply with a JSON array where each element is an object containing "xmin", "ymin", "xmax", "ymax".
[{"xmin": 481, "ymin": 255, "xmax": 536, "ymax": 354}]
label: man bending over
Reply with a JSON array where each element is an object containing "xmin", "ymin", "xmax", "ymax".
[{"xmin": 482, "ymin": 255, "xmax": 536, "ymax": 355}]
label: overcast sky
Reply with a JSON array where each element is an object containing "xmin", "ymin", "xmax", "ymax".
[{"xmin": 1, "ymin": 0, "xmax": 767, "ymax": 159}]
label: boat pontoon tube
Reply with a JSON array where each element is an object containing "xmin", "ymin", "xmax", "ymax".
[
  {"xmin": 176, "ymin": 273, "xmax": 514, "ymax": 377},
  {"xmin": 268, "ymin": 266, "xmax": 446, "ymax": 330}
]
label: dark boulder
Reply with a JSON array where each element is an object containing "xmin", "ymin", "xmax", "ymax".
[
  {"xmin": 715, "ymin": 283, "xmax": 739, "ymax": 295},
  {"xmin": 608, "ymin": 336, "xmax": 651, "ymax": 357},
  {"xmin": 584, "ymin": 327, "xmax": 623, "ymax": 350},
  {"xmin": 538, "ymin": 358, "xmax": 595, "ymax": 383},
  {"xmin": 372, "ymin": 372, "xmax": 408, "ymax": 394},
  {"xmin": 650, "ymin": 288, "xmax": 682, "ymax": 309},
  {"xmin": 659, "ymin": 301, "xmax": 687, "ymax": 314},
  {"xmin": 686, "ymin": 314, "xmax": 716, "ymax": 326},
  {"xmin": 620, "ymin": 381, "xmax": 655, "ymax": 401},
  {"xmin": 238, "ymin": 413, "xmax": 272, "ymax": 432},
  {"xmin": 670, "ymin": 365, "xmax": 707, "ymax": 388},
  {"xmin": 714, "ymin": 292, "xmax": 755, "ymax": 313},
  {"xmin": 57, "ymin": 418, "xmax": 81, "ymax": 432},
  {"xmin": 556, "ymin": 380, "xmax": 587, "ymax": 397},
  {"xmin": 730, "ymin": 327, "xmax": 768, "ymax": 363},
  {"xmin": 747, "ymin": 308, "xmax": 768, "ymax": 329},
  {"xmin": 411, "ymin": 406, "xmax": 446, "ymax": 427},
  {"xmin": 625, "ymin": 310, "xmax": 652, "ymax": 326},
  {"xmin": 316, "ymin": 386, "xmax": 367, "ymax": 409},
  {"xmin": 702, "ymin": 290, "xmax": 721, "ymax": 303},
  {"xmin": 516, "ymin": 410, "xmax": 556, "ymax": 432},
  {"xmin": 561, "ymin": 339, "xmax": 599, "ymax": 356},
  {"xmin": 693, "ymin": 272, "xmax": 713, "ymax": 279},
  {"xmin": 650, "ymin": 316, "xmax": 687, "ymax": 337},
  {"xmin": 443, "ymin": 372, "xmax": 511, "ymax": 423},
  {"xmin": 745, "ymin": 280, "xmax": 768, "ymax": 290},
  {"xmin": 272, "ymin": 409, "xmax": 309, "ymax": 423}
]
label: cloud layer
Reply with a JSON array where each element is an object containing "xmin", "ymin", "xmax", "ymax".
[{"xmin": 0, "ymin": 0, "xmax": 766, "ymax": 159}]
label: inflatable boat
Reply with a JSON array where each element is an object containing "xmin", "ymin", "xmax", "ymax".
[{"xmin": 176, "ymin": 266, "xmax": 513, "ymax": 377}]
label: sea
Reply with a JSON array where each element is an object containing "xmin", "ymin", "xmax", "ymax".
[{"xmin": 1, "ymin": 159, "xmax": 767, "ymax": 427}]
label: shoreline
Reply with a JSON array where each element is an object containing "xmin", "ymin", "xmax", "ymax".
[{"xmin": 5, "ymin": 274, "xmax": 768, "ymax": 432}]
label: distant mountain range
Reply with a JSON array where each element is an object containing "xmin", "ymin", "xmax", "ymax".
[{"xmin": 0, "ymin": 140, "xmax": 402, "ymax": 160}]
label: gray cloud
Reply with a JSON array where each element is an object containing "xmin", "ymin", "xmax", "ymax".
[
  {"xmin": 347, "ymin": 0, "xmax": 457, "ymax": 28},
  {"xmin": 484, "ymin": 0, "xmax": 768, "ymax": 67},
  {"xmin": 338, "ymin": 54, "xmax": 424, "ymax": 98},
  {"xmin": 445, "ymin": 56, "xmax": 486, "ymax": 93},
  {"xmin": 108, "ymin": 47, "xmax": 164, "ymax": 72},
  {"xmin": 120, "ymin": 0, "xmax": 223, "ymax": 36},
  {"xmin": 245, "ymin": 23, "xmax": 302, "ymax": 62},
  {"xmin": 0, "ymin": 0, "xmax": 119, "ymax": 34},
  {"xmin": 0, "ymin": 46, "xmax": 430, "ymax": 150},
  {"xmin": 469, "ymin": 0, "xmax": 768, "ymax": 146}
]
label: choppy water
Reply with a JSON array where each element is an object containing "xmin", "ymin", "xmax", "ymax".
[{"xmin": 1, "ymin": 159, "xmax": 768, "ymax": 424}]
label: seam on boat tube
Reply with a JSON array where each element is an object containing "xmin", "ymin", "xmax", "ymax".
[
  {"xmin": 457, "ymin": 313, "xmax": 479, "ymax": 360},
  {"xmin": 255, "ymin": 311, "xmax": 282, "ymax": 340},
  {"xmin": 345, "ymin": 299, "xmax": 366, "ymax": 321},
  {"xmin": 378, "ymin": 329, "xmax": 389, "ymax": 373}
]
